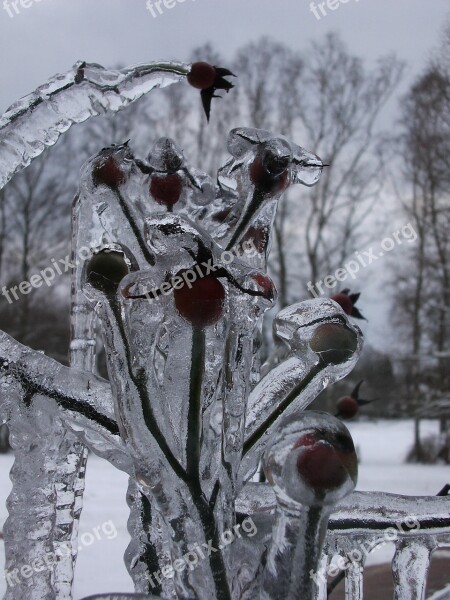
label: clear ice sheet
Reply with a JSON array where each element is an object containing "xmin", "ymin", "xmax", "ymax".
[{"xmin": 0, "ymin": 61, "xmax": 189, "ymax": 190}]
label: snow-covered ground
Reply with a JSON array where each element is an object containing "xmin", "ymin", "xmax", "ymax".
[{"xmin": 0, "ymin": 419, "xmax": 448, "ymax": 598}]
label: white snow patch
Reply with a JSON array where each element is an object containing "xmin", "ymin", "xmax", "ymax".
[{"xmin": 0, "ymin": 419, "xmax": 448, "ymax": 594}]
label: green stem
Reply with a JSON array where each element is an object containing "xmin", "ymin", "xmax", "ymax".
[
  {"xmin": 114, "ymin": 189, "xmax": 155, "ymax": 266},
  {"xmin": 243, "ymin": 362, "xmax": 323, "ymax": 456},
  {"xmin": 140, "ymin": 494, "xmax": 163, "ymax": 596},
  {"xmin": 110, "ymin": 299, "xmax": 231, "ymax": 599},
  {"xmin": 109, "ymin": 296, "xmax": 188, "ymax": 482},
  {"xmin": 186, "ymin": 327, "xmax": 232, "ymax": 600},
  {"xmin": 190, "ymin": 486, "xmax": 233, "ymax": 600},
  {"xmin": 186, "ymin": 327, "xmax": 206, "ymax": 480},
  {"xmin": 226, "ymin": 189, "xmax": 264, "ymax": 250}
]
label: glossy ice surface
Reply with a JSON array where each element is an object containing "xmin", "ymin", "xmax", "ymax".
[{"xmin": 0, "ymin": 59, "xmax": 447, "ymax": 600}]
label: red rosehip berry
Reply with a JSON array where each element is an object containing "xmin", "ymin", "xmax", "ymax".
[
  {"xmin": 187, "ymin": 62, "xmax": 216, "ymax": 90},
  {"xmin": 241, "ymin": 226, "xmax": 268, "ymax": 254},
  {"xmin": 309, "ymin": 323, "xmax": 358, "ymax": 364},
  {"xmin": 336, "ymin": 395, "xmax": 359, "ymax": 420},
  {"xmin": 335, "ymin": 381, "xmax": 371, "ymax": 419},
  {"xmin": 92, "ymin": 157, "xmax": 126, "ymax": 189},
  {"xmin": 249, "ymin": 156, "xmax": 289, "ymax": 194},
  {"xmin": 292, "ymin": 432, "xmax": 320, "ymax": 449},
  {"xmin": 174, "ymin": 275, "xmax": 225, "ymax": 327},
  {"xmin": 331, "ymin": 289, "xmax": 365, "ymax": 320},
  {"xmin": 251, "ymin": 273, "xmax": 276, "ymax": 301},
  {"xmin": 296, "ymin": 443, "xmax": 349, "ymax": 492},
  {"xmin": 294, "ymin": 426, "xmax": 358, "ymax": 493},
  {"xmin": 150, "ymin": 174, "xmax": 183, "ymax": 206},
  {"xmin": 331, "ymin": 293, "xmax": 353, "ymax": 316}
]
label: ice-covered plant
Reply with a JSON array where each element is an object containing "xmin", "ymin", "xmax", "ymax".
[{"xmin": 0, "ymin": 59, "xmax": 363, "ymax": 600}]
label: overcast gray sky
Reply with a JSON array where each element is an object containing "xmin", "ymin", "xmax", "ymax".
[
  {"xmin": 0, "ymin": 0, "xmax": 449, "ymax": 113},
  {"xmin": 0, "ymin": 0, "xmax": 448, "ymax": 351}
]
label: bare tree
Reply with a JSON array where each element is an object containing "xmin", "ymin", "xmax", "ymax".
[
  {"xmin": 294, "ymin": 33, "xmax": 404, "ymax": 287},
  {"xmin": 390, "ymin": 30, "xmax": 450, "ymax": 459},
  {"xmin": 0, "ymin": 146, "xmax": 70, "ymax": 349},
  {"xmin": 228, "ymin": 35, "xmax": 403, "ymax": 310}
]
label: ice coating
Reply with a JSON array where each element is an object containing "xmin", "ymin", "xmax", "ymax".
[
  {"xmin": 0, "ymin": 61, "xmax": 190, "ymax": 190},
  {"xmin": 80, "ymin": 595, "xmax": 163, "ymax": 600},
  {"xmin": 1, "ymin": 60, "xmax": 446, "ymax": 600},
  {"xmin": 0, "ymin": 62, "xmax": 218, "ymax": 596},
  {"xmin": 80, "ymin": 211, "xmax": 274, "ymax": 599},
  {"xmin": 392, "ymin": 541, "xmax": 433, "ymax": 600},
  {"xmin": 258, "ymin": 411, "xmax": 357, "ymax": 600},
  {"xmin": 236, "ymin": 483, "xmax": 450, "ymax": 600},
  {"xmin": 203, "ymin": 128, "xmax": 324, "ymax": 270},
  {"xmin": 227, "ymin": 127, "xmax": 323, "ymax": 186},
  {"xmin": 239, "ymin": 299, "xmax": 362, "ymax": 484},
  {"xmin": 0, "ymin": 60, "xmax": 193, "ymax": 600},
  {"xmin": 71, "ymin": 135, "xmax": 271, "ymax": 599},
  {"xmin": 263, "ymin": 411, "xmax": 358, "ymax": 508},
  {"xmin": 0, "ymin": 330, "xmax": 130, "ymax": 600},
  {"xmin": 0, "ymin": 117, "xmax": 327, "ymax": 599}
]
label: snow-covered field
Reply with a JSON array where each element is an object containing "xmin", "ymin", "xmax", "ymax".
[{"xmin": 0, "ymin": 419, "xmax": 448, "ymax": 598}]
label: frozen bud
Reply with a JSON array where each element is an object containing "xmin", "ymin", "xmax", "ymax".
[
  {"xmin": 227, "ymin": 127, "xmax": 273, "ymax": 159},
  {"xmin": 250, "ymin": 139, "xmax": 292, "ymax": 194},
  {"xmin": 273, "ymin": 298, "xmax": 362, "ymax": 362},
  {"xmin": 92, "ymin": 156, "xmax": 125, "ymax": 188},
  {"xmin": 91, "ymin": 144, "xmax": 132, "ymax": 189},
  {"xmin": 148, "ymin": 137, "xmax": 184, "ymax": 173},
  {"xmin": 309, "ymin": 322, "xmax": 358, "ymax": 365},
  {"xmin": 248, "ymin": 272, "xmax": 277, "ymax": 303},
  {"xmin": 85, "ymin": 249, "xmax": 131, "ymax": 295},
  {"xmin": 264, "ymin": 411, "xmax": 357, "ymax": 507}
]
